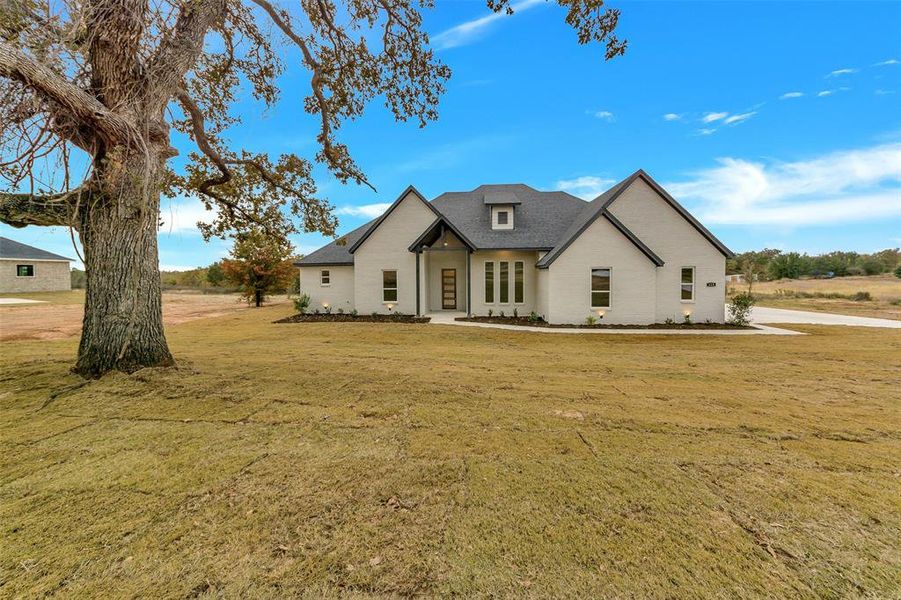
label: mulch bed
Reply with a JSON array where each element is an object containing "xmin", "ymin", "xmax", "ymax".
[
  {"xmin": 455, "ymin": 316, "xmax": 755, "ymax": 330},
  {"xmin": 275, "ymin": 313, "xmax": 431, "ymax": 324}
]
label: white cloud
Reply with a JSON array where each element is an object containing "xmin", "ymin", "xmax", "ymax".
[
  {"xmin": 779, "ymin": 92, "xmax": 804, "ymax": 100},
  {"xmin": 817, "ymin": 90, "xmax": 834, "ymax": 97},
  {"xmin": 662, "ymin": 113, "xmax": 682, "ymax": 121},
  {"xmin": 723, "ymin": 111, "xmax": 756, "ymax": 125},
  {"xmin": 695, "ymin": 128, "xmax": 717, "ymax": 136},
  {"xmin": 873, "ymin": 59, "xmax": 898, "ymax": 67},
  {"xmin": 336, "ymin": 203, "xmax": 392, "ymax": 218},
  {"xmin": 701, "ymin": 112, "xmax": 728, "ymax": 123},
  {"xmin": 875, "ymin": 89, "xmax": 896, "ymax": 96},
  {"xmin": 159, "ymin": 197, "xmax": 217, "ymax": 235},
  {"xmin": 555, "ymin": 176, "xmax": 617, "ymax": 200},
  {"xmin": 827, "ymin": 67, "xmax": 857, "ymax": 77},
  {"xmin": 665, "ymin": 142, "xmax": 901, "ymax": 226},
  {"xmin": 592, "ymin": 110, "xmax": 615, "ymax": 121},
  {"xmin": 432, "ymin": 0, "xmax": 543, "ymax": 50}
]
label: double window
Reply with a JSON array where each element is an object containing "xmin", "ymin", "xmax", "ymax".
[
  {"xmin": 590, "ymin": 268, "xmax": 611, "ymax": 308},
  {"xmin": 681, "ymin": 267, "xmax": 695, "ymax": 302},
  {"xmin": 16, "ymin": 264, "xmax": 35, "ymax": 277},
  {"xmin": 320, "ymin": 269, "xmax": 330, "ymax": 286},
  {"xmin": 383, "ymin": 270, "xmax": 398, "ymax": 302}
]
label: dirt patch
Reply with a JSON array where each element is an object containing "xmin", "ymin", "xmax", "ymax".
[
  {"xmin": 0, "ymin": 293, "xmax": 285, "ymax": 341},
  {"xmin": 455, "ymin": 316, "xmax": 753, "ymax": 329},
  {"xmin": 275, "ymin": 313, "xmax": 430, "ymax": 324}
]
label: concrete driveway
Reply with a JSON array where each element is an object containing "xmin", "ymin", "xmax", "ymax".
[{"xmin": 751, "ymin": 306, "xmax": 901, "ymax": 328}]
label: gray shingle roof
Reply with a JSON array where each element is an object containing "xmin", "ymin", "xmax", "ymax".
[
  {"xmin": 0, "ymin": 237, "xmax": 73, "ymax": 261},
  {"xmin": 431, "ymin": 184, "xmax": 586, "ymax": 249},
  {"xmin": 294, "ymin": 173, "xmax": 732, "ymax": 268}
]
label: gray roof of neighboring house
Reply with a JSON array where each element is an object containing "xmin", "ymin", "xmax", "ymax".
[
  {"xmin": 294, "ymin": 174, "xmax": 733, "ymax": 267},
  {"xmin": 0, "ymin": 237, "xmax": 74, "ymax": 261}
]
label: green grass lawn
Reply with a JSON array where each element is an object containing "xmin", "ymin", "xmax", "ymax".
[{"xmin": 2, "ymin": 303, "xmax": 899, "ymax": 597}]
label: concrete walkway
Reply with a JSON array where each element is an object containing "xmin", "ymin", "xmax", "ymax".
[
  {"xmin": 0, "ymin": 298, "xmax": 46, "ymax": 305},
  {"xmin": 751, "ymin": 306, "xmax": 901, "ymax": 329},
  {"xmin": 425, "ymin": 311, "xmax": 802, "ymax": 335}
]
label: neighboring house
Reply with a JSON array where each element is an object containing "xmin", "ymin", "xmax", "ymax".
[
  {"xmin": 296, "ymin": 170, "xmax": 734, "ymax": 325},
  {"xmin": 0, "ymin": 237, "xmax": 74, "ymax": 293}
]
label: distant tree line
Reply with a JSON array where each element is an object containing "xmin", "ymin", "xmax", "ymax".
[{"xmin": 727, "ymin": 248, "xmax": 900, "ymax": 281}]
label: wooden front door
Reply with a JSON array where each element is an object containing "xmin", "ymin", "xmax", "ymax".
[{"xmin": 441, "ymin": 269, "xmax": 457, "ymax": 309}]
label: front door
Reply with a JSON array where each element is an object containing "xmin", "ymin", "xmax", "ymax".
[{"xmin": 441, "ymin": 269, "xmax": 457, "ymax": 310}]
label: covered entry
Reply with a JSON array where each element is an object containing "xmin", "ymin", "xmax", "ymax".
[{"xmin": 409, "ymin": 218, "xmax": 475, "ymax": 315}]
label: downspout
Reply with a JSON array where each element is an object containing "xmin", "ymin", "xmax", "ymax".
[
  {"xmin": 415, "ymin": 248, "xmax": 421, "ymax": 316},
  {"xmin": 466, "ymin": 250, "xmax": 472, "ymax": 317}
]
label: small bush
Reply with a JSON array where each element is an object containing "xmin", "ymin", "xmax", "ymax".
[
  {"xmin": 513, "ymin": 308, "xmax": 518, "ymax": 318},
  {"xmin": 585, "ymin": 315, "xmax": 598, "ymax": 326},
  {"xmin": 664, "ymin": 317, "xmax": 675, "ymax": 325},
  {"xmin": 293, "ymin": 293, "xmax": 311, "ymax": 314},
  {"xmin": 371, "ymin": 311, "xmax": 378, "ymax": 317},
  {"xmin": 895, "ymin": 264, "xmax": 901, "ymax": 278},
  {"xmin": 337, "ymin": 307, "xmax": 344, "ymax": 314},
  {"xmin": 351, "ymin": 309, "xmax": 358, "ymax": 317},
  {"xmin": 499, "ymin": 311, "xmax": 505, "ymax": 318},
  {"xmin": 852, "ymin": 291, "xmax": 872, "ymax": 302},
  {"xmin": 488, "ymin": 309, "xmax": 493, "ymax": 317},
  {"xmin": 727, "ymin": 291, "xmax": 755, "ymax": 326},
  {"xmin": 528, "ymin": 311, "xmax": 541, "ymax": 323}
]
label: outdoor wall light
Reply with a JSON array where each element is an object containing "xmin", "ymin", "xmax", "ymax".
[
  {"xmin": 596, "ymin": 310, "xmax": 605, "ymax": 318},
  {"xmin": 386, "ymin": 303, "xmax": 395, "ymax": 312},
  {"xmin": 683, "ymin": 309, "xmax": 692, "ymax": 317},
  {"xmin": 322, "ymin": 302, "xmax": 329, "ymax": 309}
]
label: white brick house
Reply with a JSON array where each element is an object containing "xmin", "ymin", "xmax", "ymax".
[{"xmin": 296, "ymin": 171, "xmax": 733, "ymax": 325}]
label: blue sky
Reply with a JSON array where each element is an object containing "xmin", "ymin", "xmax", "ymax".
[{"xmin": 4, "ymin": 0, "xmax": 900, "ymax": 269}]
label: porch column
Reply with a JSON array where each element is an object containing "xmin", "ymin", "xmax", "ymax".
[
  {"xmin": 415, "ymin": 249, "xmax": 421, "ymax": 316},
  {"xmin": 466, "ymin": 250, "xmax": 472, "ymax": 317}
]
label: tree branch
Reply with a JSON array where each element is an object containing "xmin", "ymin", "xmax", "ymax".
[
  {"xmin": 0, "ymin": 41, "xmax": 138, "ymax": 146},
  {"xmin": 0, "ymin": 188, "xmax": 89, "ymax": 228},
  {"xmin": 147, "ymin": 0, "xmax": 225, "ymax": 109}
]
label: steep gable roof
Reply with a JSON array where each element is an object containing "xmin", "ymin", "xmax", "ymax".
[
  {"xmin": 0, "ymin": 237, "xmax": 73, "ymax": 261},
  {"xmin": 347, "ymin": 185, "xmax": 440, "ymax": 254},
  {"xmin": 537, "ymin": 170, "xmax": 733, "ymax": 268},
  {"xmin": 293, "ymin": 221, "xmax": 373, "ymax": 267}
]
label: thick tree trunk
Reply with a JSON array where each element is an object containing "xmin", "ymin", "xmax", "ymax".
[{"xmin": 74, "ymin": 155, "xmax": 174, "ymax": 378}]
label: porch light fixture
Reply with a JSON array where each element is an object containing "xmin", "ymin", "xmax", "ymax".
[
  {"xmin": 683, "ymin": 309, "xmax": 692, "ymax": 317},
  {"xmin": 386, "ymin": 303, "xmax": 395, "ymax": 312},
  {"xmin": 322, "ymin": 302, "xmax": 329, "ymax": 309},
  {"xmin": 596, "ymin": 310, "xmax": 605, "ymax": 318}
]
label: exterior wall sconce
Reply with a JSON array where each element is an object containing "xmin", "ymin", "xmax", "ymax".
[
  {"xmin": 596, "ymin": 310, "xmax": 605, "ymax": 318},
  {"xmin": 386, "ymin": 303, "xmax": 395, "ymax": 312}
]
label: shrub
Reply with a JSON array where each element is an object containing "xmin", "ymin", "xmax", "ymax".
[
  {"xmin": 371, "ymin": 311, "xmax": 378, "ymax": 317},
  {"xmin": 895, "ymin": 264, "xmax": 901, "ymax": 278},
  {"xmin": 585, "ymin": 315, "xmax": 598, "ymax": 326},
  {"xmin": 852, "ymin": 291, "xmax": 872, "ymax": 302},
  {"xmin": 513, "ymin": 308, "xmax": 518, "ymax": 318},
  {"xmin": 727, "ymin": 291, "xmax": 755, "ymax": 326},
  {"xmin": 293, "ymin": 293, "xmax": 311, "ymax": 314},
  {"xmin": 528, "ymin": 311, "xmax": 541, "ymax": 323},
  {"xmin": 664, "ymin": 317, "xmax": 675, "ymax": 325},
  {"xmin": 499, "ymin": 311, "xmax": 505, "ymax": 318},
  {"xmin": 351, "ymin": 309, "xmax": 358, "ymax": 317},
  {"xmin": 337, "ymin": 307, "xmax": 344, "ymax": 314},
  {"xmin": 488, "ymin": 309, "xmax": 493, "ymax": 317}
]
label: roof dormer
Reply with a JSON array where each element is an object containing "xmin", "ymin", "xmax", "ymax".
[{"xmin": 483, "ymin": 191, "xmax": 521, "ymax": 231}]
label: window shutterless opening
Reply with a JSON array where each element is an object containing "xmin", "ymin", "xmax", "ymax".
[
  {"xmin": 16, "ymin": 264, "xmax": 35, "ymax": 277},
  {"xmin": 320, "ymin": 269, "xmax": 330, "ymax": 286},
  {"xmin": 382, "ymin": 270, "xmax": 398, "ymax": 302},
  {"xmin": 681, "ymin": 267, "xmax": 695, "ymax": 302},
  {"xmin": 497, "ymin": 210, "xmax": 509, "ymax": 225},
  {"xmin": 514, "ymin": 261, "xmax": 524, "ymax": 304},
  {"xmin": 484, "ymin": 261, "xmax": 494, "ymax": 303},
  {"xmin": 499, "ymin": 261, "xmax": 509, "ymax": 303},
  {"xmin": 590, "ymin": 267, "xmax": 611, "ymax": 308}
]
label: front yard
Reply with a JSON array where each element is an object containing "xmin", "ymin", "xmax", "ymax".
[{"xmin": 2, "ymin": 302, "xmax": 899, "ymax": 597}]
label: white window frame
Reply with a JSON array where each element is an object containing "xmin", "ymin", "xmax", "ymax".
[
  {"xmin": 590, "ymin": 267, "xmax": 612, "ymax": 309},
  {"xmin": 484, "ymin": 261, "xmax": 495, "ymax": 304},
  {"xmin": 498, "ymin": 261, "xmax": 510, "ymax": 304},
  {"xmin": 382, "ymin": 269, "xmax": 398, "ymax": 303},
  {"xmin": 491, "ymin": 206, "xmax": 514, "ymax": 230},
  {"xmin": 497, "ymin": 210, "xmax": 509, "ymax": 225},
  {"xmin": 680, "ymin": 266, "xmax": 695, "ymax": 303},
  {"xmin": 16, "ymin": 264, "xmax": 36, "ymax": 278},
  {"xmin": 320, "ymin": 269, "xmax": 331, "ymax": 286},
  {"xmin": 514, "ymin": 261, "xmax": 525, "ymax": 304}
]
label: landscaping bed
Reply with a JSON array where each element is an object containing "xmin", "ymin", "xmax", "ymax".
[
  {"xmin": 455, "ymin": 316, "xmax": 754, "ymax": 329},
  {"xmin": 276, "ymin": 313, "xmax": 430, "ymax": 324}
]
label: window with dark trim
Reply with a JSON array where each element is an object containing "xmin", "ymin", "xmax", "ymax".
[
  {"xmin": 514, "ymin": 261, "xmax": 524, "ymax": 303},
  {"xmin": 16, "ymin": 264, "xmax": 34, "ymax": 277},
  {"xmin": 499, "ymin": 261, "xmax": 509, "ymax": 303},
  {"xmin": 681, "ymin": 267, "xmax": 695, "ymax": 301},
  {"xmin": 383, "ymin": 270, "xmax": 398, "ymax": 302},
  {"xmin": 320, "ymin": 269, "xmax": 330, "ymax": 286},
  {"xmin": 484, "ymin": 261, "xmax": 494, "ymax": 303},
  {"xmin": 590, "ymin": 268, "xmax": 611, "ymax": 308}
]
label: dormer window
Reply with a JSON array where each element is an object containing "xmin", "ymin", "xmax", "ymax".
[{"xmin": 491, "ymin": 205, "xmax": 514, "ymax": 230}]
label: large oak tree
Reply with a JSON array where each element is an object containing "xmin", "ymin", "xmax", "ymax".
[{"xmin": 0, "ymin": 0, "xmax": 625, "ymax": 377}]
